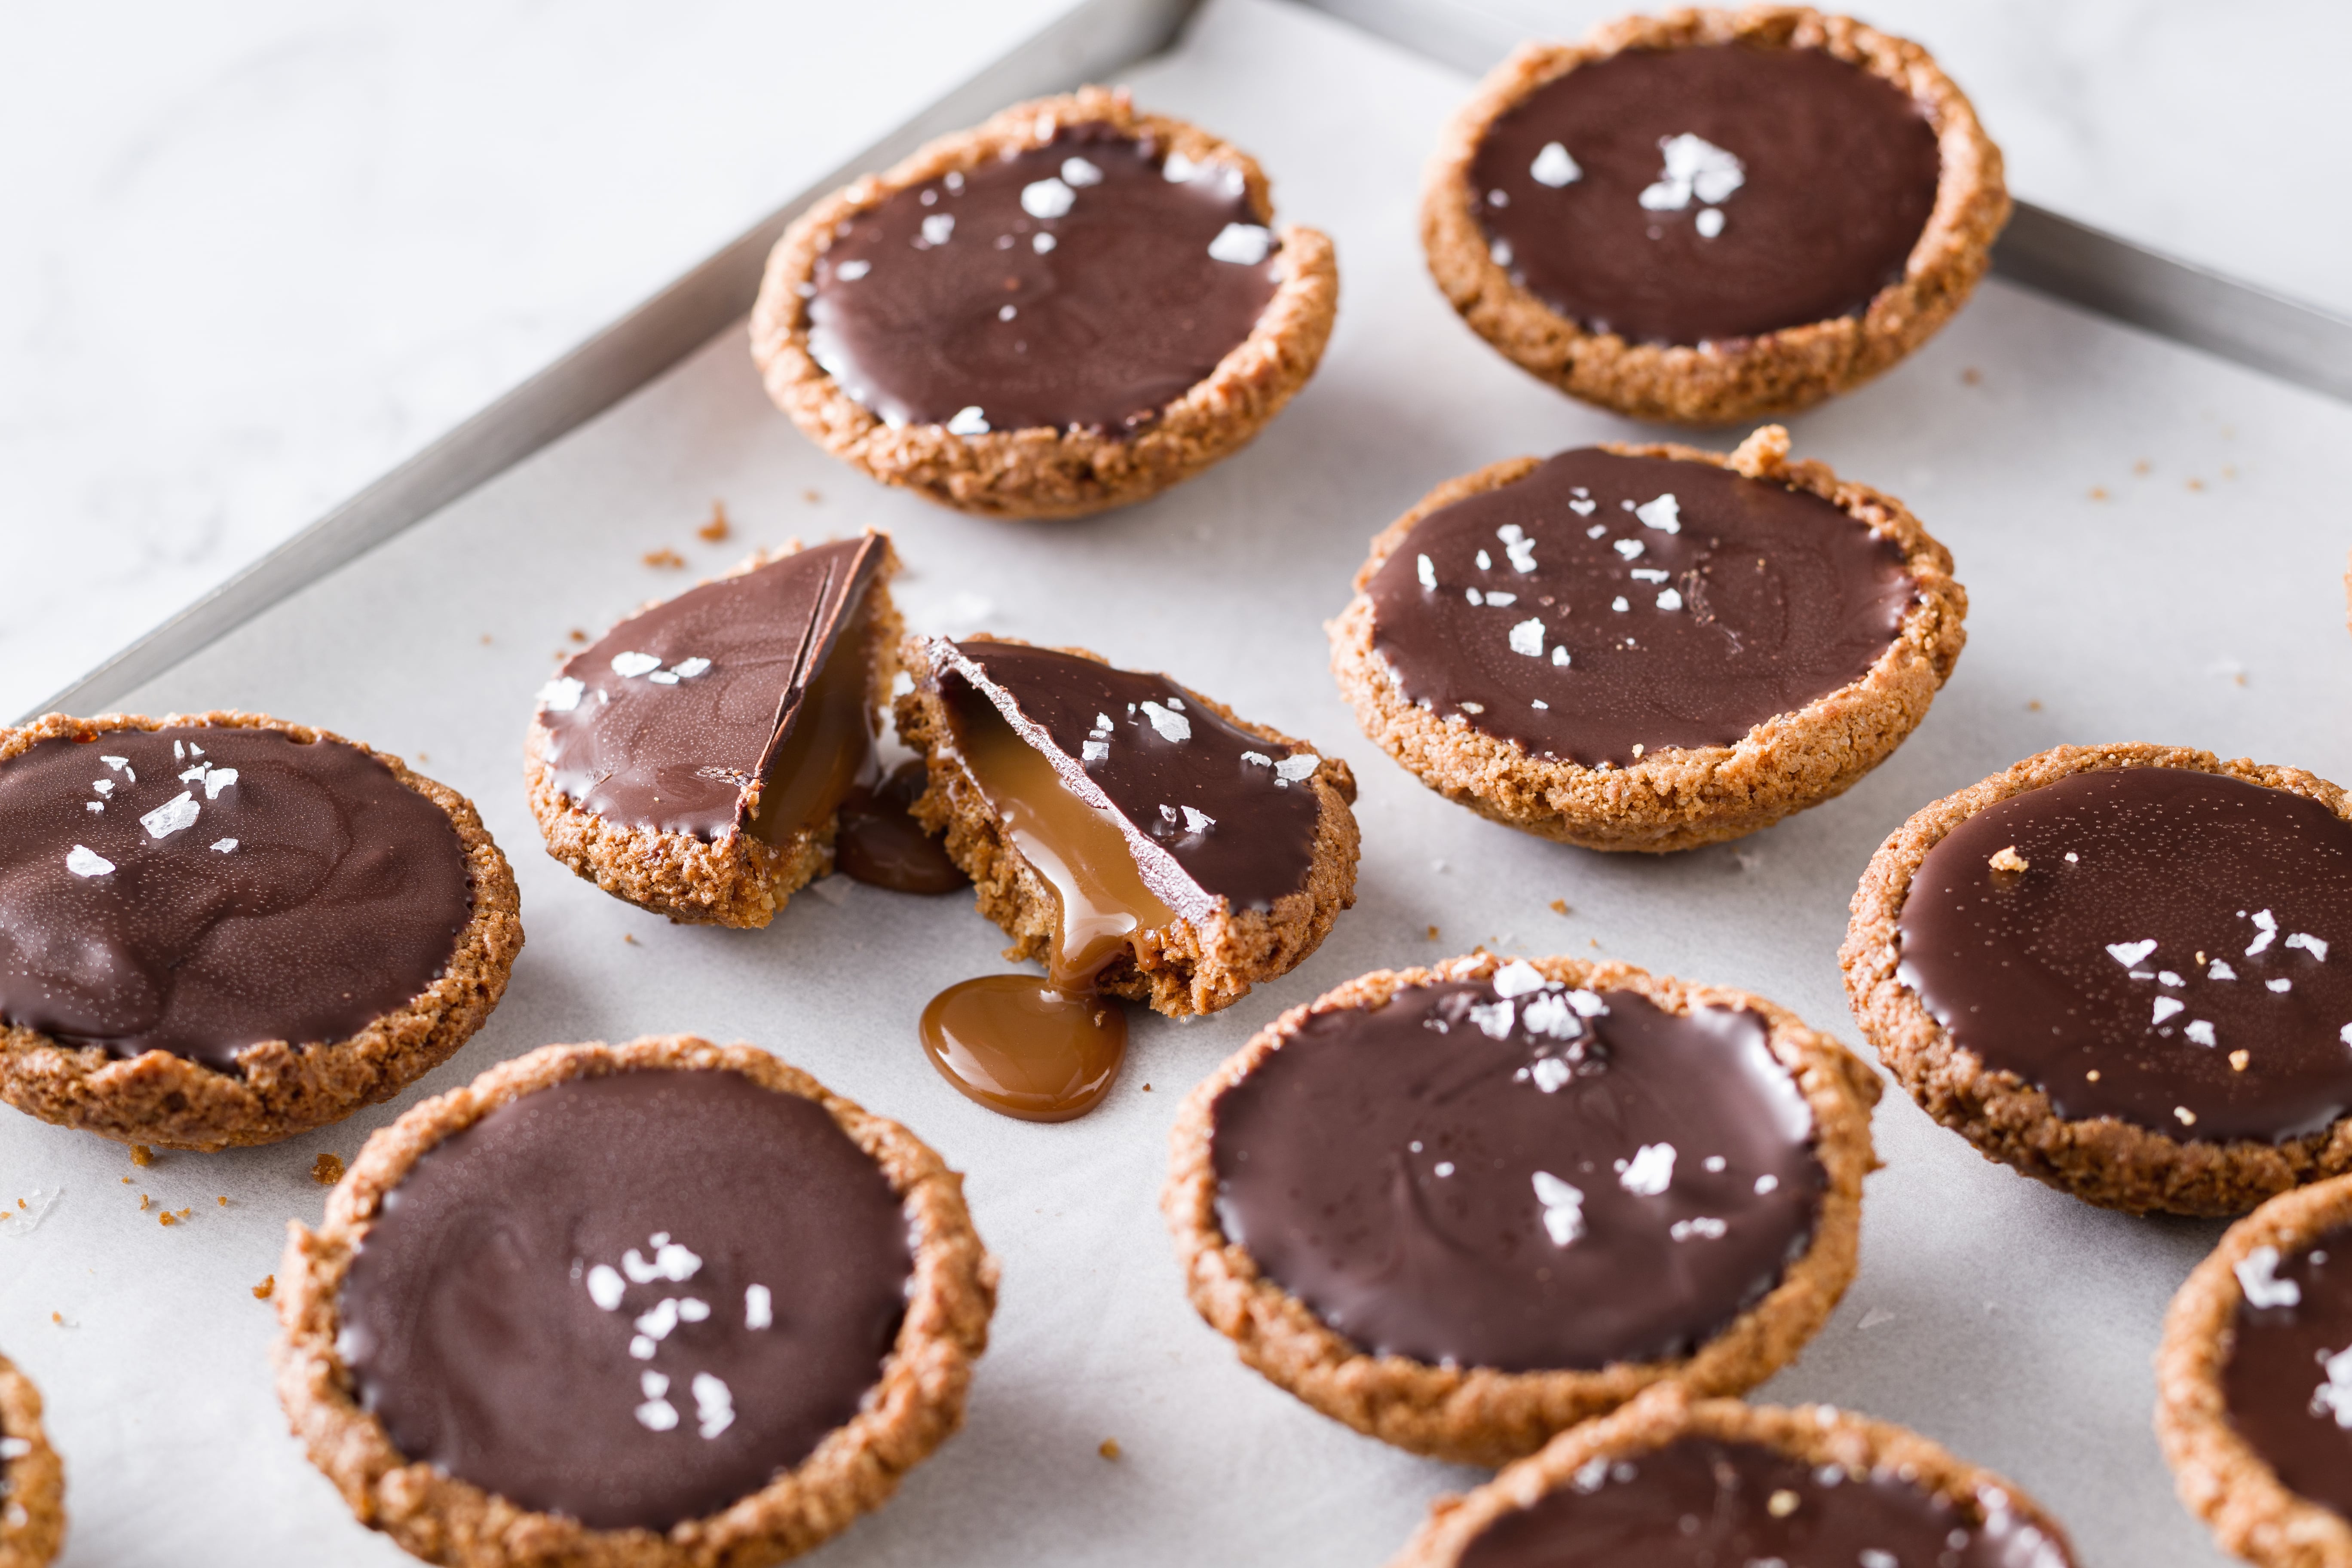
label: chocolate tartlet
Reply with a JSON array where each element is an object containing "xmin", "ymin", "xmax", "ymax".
[
  {"xmin": 1422, "ymin": 7, "xmax": 2007, "ymax": 424},
  {"xmin": 276, "ymin": 1037, "xmax": 995, "ymax": 1568},
  {"xmin": 1164, "ymin": 953, "xmax": 1877, "ymax": 1464},
  {"xmin": 1389, "ymin": 1382, "xmax": 2076, "ymax": 1568},
  {"xmin": 1845, "ymin": 744, "xmax": 2352, "ymax": 1217},
  {"xmin": 0, "ymin": 711, "xmax": 521, "ymax": 1151},
  {"xmin": 750, "ymin": 86, "xmax": 1338, "ymax": 518},
  {"xmin": 526, "ymin": 536, "xmax": 903, "ymax": 928},
  {"xmin": 0, "ymin": 1354, "xmax": 64, "ymax": 1568},
  {"xmin": 2159, "ymin": 1175, "xmax": 2352, "ymax": 1566},
  {"xmin": 1330, "ymin": 426, "xmax": 1964, "ymax": 852}
]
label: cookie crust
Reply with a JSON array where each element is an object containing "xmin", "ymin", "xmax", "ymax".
[
  {"xmin": 1421, "ymin": 7, "xmax": 2008, "ymax": 425},
  {"xmin": 275, "ymin": 1036, "xmax": 997, "ymax": 1568},
  {"xmin": 1163, "ymin": 952, "xmax": 1880, "ymax": 1465},
  {"xmin": 523, "ymin": 541, "xmax": 904, "ymax": 929},
  {"xmin": 750, "ymin": 86, "xmax": 1338, "ymax": 519},
  {"xmin": 894, "ymin": 637, "xmax": 1359, "ymax": 1018},
  {"xmin": 1844, "ymin": 743, "xmax": 2352, "ymax": 1218},
  {"xmin": 2157, "ymin": 1176, "xmax": 2352, "ymax": 1568},
  {"xmin": 0, "ymin": 1353, "xmax": 64, "ymax": 1568},
  {"xmin": 1329, "ymin": 426, "xmax": 1965, "ymax": 853},
  {"xmin": 0, "ymin": 711, "xmax": 523, "ymax": 1152},
  {"xmin": 1387, "ymin": 1381, "xmax": 2074, "ymax": 1567}
]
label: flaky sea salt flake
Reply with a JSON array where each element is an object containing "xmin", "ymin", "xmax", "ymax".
[
  {"xmin": 1274, "ymin": 753, "xmax": 1319, "ymax": 784},
  {"xmin": 1061, "ymin": 156, "xmax": 1103, "ymax": 187},
  {"xmin": 1635, "ymin": 493, "xmax": 1681, "ymax": 533},
  {"xmin": 1618, "ymin": 1142, "xmax": 1676, "ymax": 1196},
  {"xmin": 946, "ymin": 405, "xmax": 990, "ymax": 436},
  {"xmin": 1208, "ymin": 223, "xmax": 1273, "ymax": 265},
  {"xmin": 1491, "ymin": 959, "xmax": 1548, "ymax": 998},
  {"xmin": 2289, "ymin": 933, "xmax": 2330, "ymax": 961},
  {"xmin": 2107, "ymin": 939, "xmax": 2158, "ymax": 967},
  {"xmin": 1181, "ymin": 806, "xmax": 1215, "ymax": 833},
  {"xmin": 1530, "ymin": 141, "xmax": 1582, "ymax": 187},
  {"xmin": 66, "ymin": 845, "xmax": 113, "ymax": 877},
  {"xmin": 1140, "ymin": 701, "xmax": 1191, "ymax": 742},
  {"xmin": 141, "ymin": 792, "xmax": 199, "ymax": 840},
  {"xmin": 746, "ymin": 1283, "xmax": 773, "ymax": 1329},
  {"xmin": 1021, "ymin": 177, "xmax": 1075, "ymax": 218},
  {"xmin": 2236, "ymin": 1245, "xmax": 2301, "ymax": 1308},
  {"xmin": 1508, "ymin": 619, "xmax": 1547, "ymax": 658},
  {"xmin": 204, "ymin": 768, "xmax": 238, "ymax": 799},
  {"xmin": 209, "ymin": 838, "xmax": 238, "ymax": 853},
  {"xmin": 1533, "ymin": 1171, "xmax": 1586, "ymax": 1246},
  {"xmin": 610, "ymin": 652, "xmax": 662, "ymax": 678}
]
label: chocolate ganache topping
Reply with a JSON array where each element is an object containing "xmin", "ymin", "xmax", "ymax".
[
  {"xmin": 0, "ymin": 725, "xmax": 470, "ymax": 1069},
  {"xmin": 1470, "ymin": 43, "xmax": 1942, "ymax": 346},
  {"xmin": 1458, "ymin": 1436, "xmax": 2073, "ymax": 1568},
  {"xmin": 1210, "ymin": 968, "xmax": 1824, "ymax": 1371},
  {"xmin": 929, "ymin": 639, "xmax": 1325, "ymax": 917},
  {"xmin": 2222, "ymin": 1227, "xmax": 2352, "ymax": 1520},
  {"xmin": 1897, "ymin": 768, "xmax": 2352, "ymax": 1142},
  {"xmin": 339, "ymin": 1069, "xmax": 913, "ymax": 1531},
  {"xmin": 805, "ymin": 123, "xmax": 1281, "ymax": 435},
  {"xmin": 1365, "ymin": 450, "xmax": 1914, "ymax": 767},
  {"xmin": 536, "ymin": 537, "xmax": 888, "ymax": 842}
]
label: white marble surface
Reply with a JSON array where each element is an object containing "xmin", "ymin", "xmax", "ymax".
[{"xmin": 3, "ymin": 0, "xmax": 2347, "ymax": 720}]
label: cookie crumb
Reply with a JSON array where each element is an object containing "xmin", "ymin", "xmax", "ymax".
[
  {"xmin": 1631, "ymin": 744, "xmax": 1645, "ymax": 758},
  {"xmin": 2186, "ymin": 477, "xmax": 2205, "ymax": 492},
  {"xmin": 217, "ymin": 1195, "xmax": 227, "ymax": 1206},
  {"xmin": 1426, "ymin": 925, "xmax": 1440, "ymax": 940},
  {"xmin": 1142, "ymin": 1084, "xmax": 1152, "ymax": 1092},
  {"xmin": 131, "ymin": 1143, "xmax": 154, "ymax": 1167},
  {"xmin": 480, "ymin": 634, "xmax": 493, "ymax": 645},
  {"xmin": 802, "ymin": 489, "xmax": 823, "ymax": 504},
  {"xmin": 698, "ymin": 502, "xmax": 732, "ymax": 543},
  {"xmin": 624, "ymin": 933, "xmax": 640, "ymax": 945},
  {"xmin": 2027, "ymin": 700, "xmax": 2042, "ymax": 711},
  {"xmin": 138, "ymin": 1192, "xmax": 150, "ymax": 1211},
  {"xmin": 569, "ymin": 628, "xmax": 588, "ymax": 643},
  {"xmin": 2087, "ymin": 487, "xmax": 2108, "ymax": 501},
  {"xmin": 312, "ymin": 1152, "xmax": 346, "ymax": 1187},
  {"xmin": 253, "ymin": 1274, "xmax": 276, "ymax": 1300},
  {"xmin": 119, "ymin": 1176, "xmax": 130, "ymax": 1185},
  {"xmin": 2230, "ymin": 1050, "xmax": 2250, "ymax": 1072},
  {"xmin": 1098, "ymin": 1438, "xmax": 1121, "ymax": 1461},
  {"xmin": 1549, "ymin": 898, "xmax": 1569, "ymax": 915},
  {"xmin": 1961, "ymin": 367, "xmax": 1981, "ymax": 386},
  {"xmin": 2134, "ymin": 459, "xmax": 2151, "ymax": 475},
  {"xmin": 1988, "ymin": 846, "xmax": 2029, "ymax": 873},
  {"xmin": 2175, "ymin": 1106, "xmax": 2197, "ymax": 1127},
  {"xmin": 1767, "ymin": 1488, "xmax": 1800, "ymax": 1517},
  {"xmin": 643, "ymin": 548, "xmax": 686, "ymax": 570},
  {"xmin": 50, "ymin": 1312, "xmax": 60, "ymax": 1325}
]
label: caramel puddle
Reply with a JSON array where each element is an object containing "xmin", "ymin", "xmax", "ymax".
[
  {"xmin": 837, "ymin": 760, "xmax": 965, "ymax": 894},
  {"xmin": 919, "ymin": 677, "xmax": 1173, "ymax": 1120}
]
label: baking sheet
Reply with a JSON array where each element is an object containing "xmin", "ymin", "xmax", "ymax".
[{"xmin": 7, "ymin": 1, "xmax": 2352, "ymax": 1561}]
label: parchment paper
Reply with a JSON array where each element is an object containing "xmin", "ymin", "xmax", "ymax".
[{"xmin": 7, "ymin": 2, "xmax": 2350, "ymax": 1562}]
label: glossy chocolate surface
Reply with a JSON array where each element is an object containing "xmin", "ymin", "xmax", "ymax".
[
  {"xmin": 934, "ymin": 639, "xmax": 1325, "ymax": 916},
  {"xmin": 1365, "ymin": 450, "xmax": 1914, "ymax": 767},
  {"xmin": 0, "ymin": 726, "xmax": 470, "ymax": 1069},
  {"xmin": 1897, "ymin": 768, "xmax": 2352, "ymax": 1142},
  {"xmin": 1470, "ymin": 43, "xmax": 1941, "ymax": 345},
  {"xmin": 536, "ymin": 537, "xmax": 887, "ymax": 842},
  {"xmin": 339, "ymin": 1068, "xmax": 912, "ymax": 1531},
  {"xmin": 806, "ymin": 123, "xmax": 1280, "ymax": 434},
  {"xmin": 836, "ymin": 760, "xmax": 967, "ymax": 894},
  {"xmin": 1458, "ymin": 1435, "xmax": 2072, "ymax": 1568},
  {"xmin": 1211, "ymin": 972, "xmax": 1823, "ymax": 1372},
  {"xmin": 2223, "ymin": 1225, "xmax": 2352, "ymax": 1520}
]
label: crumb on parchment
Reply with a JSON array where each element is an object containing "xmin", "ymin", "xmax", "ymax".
[{"xmin": 312, "ymin": 1153, "xmax": 346, "ymax": 1187}]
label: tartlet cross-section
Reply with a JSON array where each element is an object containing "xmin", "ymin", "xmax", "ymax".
[
  {"xmin": 0, "ymin": 1353, "xmax": 64, "ymax": 1568},
  {"xmin": 750, "ymin": 86, "xmax": 1338, "ymax": 518},
  {"xmin": 1164, "ymin": 952, "xmax": 1878, "ymax": 1465}
]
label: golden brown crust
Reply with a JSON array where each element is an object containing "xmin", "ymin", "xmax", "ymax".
[
  {"xmin": 749, "ymin": 86, "xmax": 1338, "ymax": 519},
  {"xmin": 1388, "ymin": 1382, "xmax": 2075, "ymax": 1567},
  {"xmin": 1842, "ymin": 743, "xmax": 2352, "ymax": 1217},
  {"xmin": 1162, "ymin": 952, "xmax": 1880, "ymax": 1465},
  {"xmin": 523, "ymin": 539, "xmax": 904, "ymax": 929},
  {"xmin": 274, "ymin": 1036, "xmax": 997, "ymax": 1568},
  {"xmin": 0, "ymin": 710, "xmax": 523, "ymax": 1152},
  {"xmin": 1421, "ymin": 7, "xmax": 2009, "ymax": 425},
  {"xmin": 893, "ymin": 635, "xmax": 1359, "ymax": 1018},
  {"xmin": 1329, "ymin": 426, "xmax": 1966, "ymax": 852},
  {"xmin": 2157, "ymin": 1176, "xmax": 2352, "ymax": 1567},
  {"xmin": 0, "ymin": 1354, "xmax": 64, "ymax": 1568}
]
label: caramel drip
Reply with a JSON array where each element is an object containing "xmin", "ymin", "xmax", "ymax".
[
  {"xmin": 918, "ymin": 679, "xmax": 1172, "ymax": 1119},
  {"xmin": 836, "ymin": 760, "xmax": 966, "ymax": 894}
]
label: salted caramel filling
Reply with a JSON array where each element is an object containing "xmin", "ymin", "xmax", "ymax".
[
  {"xmin": 919, "ymin": 676, "xmax": 1172, "ymax": 1121},
  {"xmin": 748, "ymin": 587, "xmax": 882, "ymax": 848}
]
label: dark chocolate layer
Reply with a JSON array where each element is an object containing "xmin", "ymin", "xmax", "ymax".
[
  {"xmin": 1458, "ymin": 1435, "xmax": 2072, "ymax": 1568},
  {"xmin": 1897, "ymin": 768, "xmax": 2352, "ymax": 1142},
  {"xmin": 535, "ymin": 538, "xmax": 886, "ymax": 842},
  {"xmin": 339, "ymin": 1068, "xmax": 913, "ymax": 1531},
  {"xmin": 1470, "ymin": 43, "xmax": 1941, "ymax": 345},
  {"xmin": 1210, "ymin": 973, "xmax": 1823, "ymax": 1372},
  {"xmin": 931, "ymin": 639, "xmax": 1324, "ymax": 916},
  {"xmin": 2223, "ymin": 1225, "xmax": 2352, "ymax": 1521},
  {"xmin": 0, "ymin": 726, "xmax": 470, "ymax": 1069},
  {"xmin": 1365, "ymin": 450, "xmax": 1914, "ymax": 767},
  {"xmin": 805, "ymin": 122, "xmax": 1280, "ymax": 434}
]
